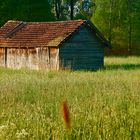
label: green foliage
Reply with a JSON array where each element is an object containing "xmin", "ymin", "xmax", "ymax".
[
  {"xmin": 0, "ymin": 0, "xmax": 55, "ymax": 26},
  {"xmin": 49, "ymin": 0, "xmax": 95, "ymax": 20},
  {"xmin": 0, "ymin": 57, "xmax": 140, "ymax": 139},
  {"xmin": 0, "ymin": 0, "xmax": 139, "ymax": 54},
  {"xmin": 92, "ymin": 0, "xmax": 140, "ymax": 53}
]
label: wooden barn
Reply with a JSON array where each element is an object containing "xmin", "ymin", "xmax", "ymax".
[{"xmin": 0, "ymin": 20, "xmax": 110, "ymax": 70}]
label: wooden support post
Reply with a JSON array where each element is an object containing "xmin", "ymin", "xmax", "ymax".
[
  {"xmin": 5, "ymin": 47, "xmax": 7, "ymax": 67},
  {"xmin": 56, "ymin": 48, "xmax": 59, "ymax": 70},
  {"xmin": 48, "ymin": 47, "xmax": 51, "ymax": 64}
]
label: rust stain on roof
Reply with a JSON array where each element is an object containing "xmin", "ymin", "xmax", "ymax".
[{"xmin": 0, "ymin": 20, "xmax": 86, "ymax": 48}]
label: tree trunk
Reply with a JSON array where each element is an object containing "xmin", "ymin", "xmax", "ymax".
[
  {"xmin": 108, "ymin": 0, "xmax": 113, "ymax": 43},
  {"xmin": 127, "ymin": 0, "xmax": 132, "ymax": 55},
  {"xmin": 70, "ymin": 0, "xmax": 74, "ymax": 20},
  {"xmin": 55, "ymin": 0, "xmax": 60, "ymax": 19},
  {"xmin": 128, "ymin": 16, "xmax": 132, "ymax": 55}
]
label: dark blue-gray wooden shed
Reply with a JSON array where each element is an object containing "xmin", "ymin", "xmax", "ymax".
[{"xmin": 0, "ymin": 20, "xmax": 110, "ymax": 70}]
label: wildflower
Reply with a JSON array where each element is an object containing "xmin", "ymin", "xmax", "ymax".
[
  {"xmin": 16, "ymin": 129, "xmax": 29, "ymax": 139},
  {"xmin": 0, "ymin": 125, "xmax": 8, "ymax": 132},
  {"xmin": 61, "ymin": 100, "xmax": 71, "ymax": 129}
]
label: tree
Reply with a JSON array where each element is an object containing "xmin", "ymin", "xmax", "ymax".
[
  {"xmin": 54, "ymin": 0, "xmax": 61, "ymax": 19},
  {"xmin": 75, "ymin": 0, "xmax": 95, "ymax": 19},
  {"xmin": 70, "ymin": 0, "xmax": 74, "ymax": 20},
  {"xmin": 27, "ymin": 0, "xmax": 55, "ymax": 21},
  {"xmin": 92, "ymin": 0, "xmax": 140, "ymax": 54},
  {"xmin": 0, "ymin": 0, "xmax": 55, "ymax": 26}
]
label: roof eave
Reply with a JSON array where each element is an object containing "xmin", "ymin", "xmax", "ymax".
[{"xmin": 86, "ymin": 20, "xmax": 112, "ymax": 48}]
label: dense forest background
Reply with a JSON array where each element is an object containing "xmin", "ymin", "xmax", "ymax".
[{"xmin": 0, "ymin": 0, "xmax": 140, "ymax": 55}]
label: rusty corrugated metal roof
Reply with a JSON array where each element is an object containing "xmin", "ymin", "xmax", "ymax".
[{"xmin": 0, "ymin": 20, "xmax": 86, "ymax": 48}]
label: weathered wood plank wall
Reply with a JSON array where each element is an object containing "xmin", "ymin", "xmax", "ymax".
[
  {"xmin": 50, "ymin": 48, "xmax": 59, "ymax": 70},
  {"xmin": 0, "ymin": 48, "xmax": 5, "ymax": 67},
  {"xmin": 0, "ymin": 47, "xmax": 59, "ymax": 70},
  {"xmin": 59, "ymin": 25, "xmax": 104, "ymax": 70}
]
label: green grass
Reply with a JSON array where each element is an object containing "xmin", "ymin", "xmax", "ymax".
[{"xmin": 0, "ymin": 56, "xmax": 140, "ymax": 140}]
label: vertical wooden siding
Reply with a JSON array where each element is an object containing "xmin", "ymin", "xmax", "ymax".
[
  {"xmin": 0, "ymin": 47, "xmax": 59, "ymax": 70},
  {"xmin": 49, "ymin": 48, "xmax": 59, "ymax": 70},
  {"xmin": 0, "ymin": 48, "xmax": 5, "ymax": 67},
  {"xmin": 59, "ymin": 25, "xmax": 104, "ymax": 70}
]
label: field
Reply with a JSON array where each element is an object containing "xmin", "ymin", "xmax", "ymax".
[{"xmin": 0, "ymin": 56, "xmax": 140, "ymax": 140}]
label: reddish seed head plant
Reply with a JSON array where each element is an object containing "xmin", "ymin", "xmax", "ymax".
[{"xmin": 61, "ymin": 100, "xmax": 71, "ymax": 129}]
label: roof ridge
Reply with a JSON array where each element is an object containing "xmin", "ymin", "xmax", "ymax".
[
  {"xmin": 7, "ymin": 20, "xmax": 23, "ymax": 22},
  {"xmin": 7, "ymin": 19, "xmax": 86, "ymax": 24}
]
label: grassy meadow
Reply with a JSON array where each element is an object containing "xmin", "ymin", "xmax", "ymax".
[{"xmin": 0, "ymin": 56, "xmax": 140, "ymax": 140}]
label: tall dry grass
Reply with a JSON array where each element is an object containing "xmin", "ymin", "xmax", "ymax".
[{"xmin": 0, "ymin": 56, "xmax": 140, "ymax": 139}]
